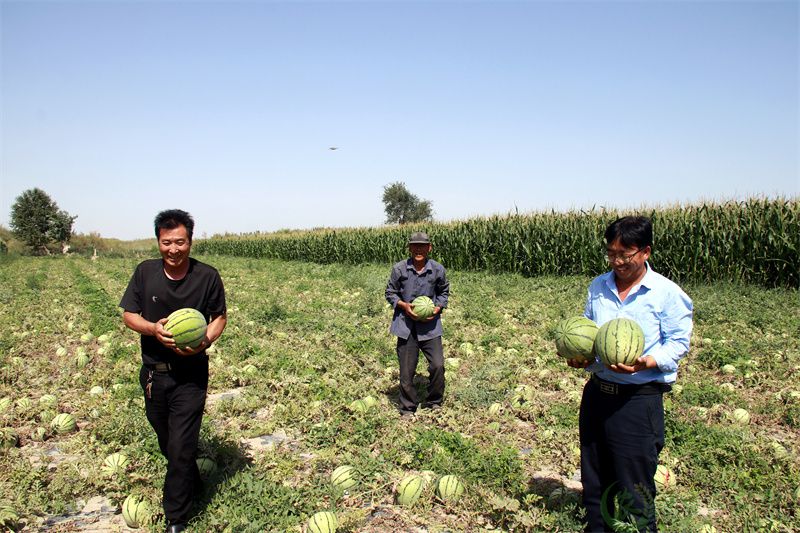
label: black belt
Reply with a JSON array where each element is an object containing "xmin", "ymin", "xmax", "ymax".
[
  {"xmin": 146, "ymin": 362, "xmax": 172, "ymax": 373},
  {"xmin": 591, "ymin": 374, "xmax": 670, "ymax": 396}
]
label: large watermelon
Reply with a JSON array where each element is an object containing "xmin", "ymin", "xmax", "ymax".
[
  {"xmin": 164, "ymin": 308, "xmax": 207, "ymax": 350},
  {"xmin": 121, "ymin": 494, "xmax": 149, "ymax": 529},
  {"xmin": 436, "ymin": 474, "xmax": 465, "ymax": 502},
  {"xmin": 594, "ymin": 318, "xmax": 645, "ymax": 366},
  {"xmin": 411, "ymin": 296, "xmax": 435, "ymax": 320},
  {"xmin": 554, "ymin": 316, "xmax": 598, "ymax": 361}
]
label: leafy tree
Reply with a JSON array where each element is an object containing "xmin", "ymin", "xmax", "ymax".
[
  {"xmin": 382, "ymin": 182, "xmax": 433, "ymax": 225},
  {"xmin": 9, "ymin": 188, "xmax": 77, "ymax": 254}
]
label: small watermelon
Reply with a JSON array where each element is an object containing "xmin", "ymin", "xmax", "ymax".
[
  {"xmin": 164, "ymin": 308, "xmax": 207, "ymax": 350},
  {"xmin": 330, "ymin": 465, "xmax": 359, "ymax": 490},
  {"xmin": 121, "ymin": 494, "xmax": 149, "ymax": 529},
  {"xmin": 306, "ymin": 511, "xmax": 337, "ymax": 533},
  {"xmin": 31, "ymin": 427, "xmax": 46, "ymax": 441},
  {"xmin": 102, "ymin": 453, "xmax": 129, "ymax": 476},
  {"xmin": 396, "ymin": 474, "xmax": 425, "ymax": 506},
  {"xmin": 39, "ymin": 394, "xmax": 57, "ymax": 407},
  {"xmin": 197, "ymin": 456, "xmax": 217, "ymax": 478},
  {"xmin": 436, "ymin": 474, "xmax": 465, "ymax": 502},
  {"xmin": 594, "ymin": 318, "xmax": 645, "ymax": 366},
  {"xmin": 731, "ymin": 408, "xmax": 750, "ymax": 425},
  {"xmin": 50, "ymin": 413, "xmax": 77, "ymax": 434},
  {"xmin": 0, "ymin": 397, "xmax": 10, "ymax": 413},
  {"xmin": 0, "ymin": 428, "xmax": 18, "ymax": 450},
  {"xmin": 349, "ymin": 399, "xmax": 369, "ymax": 413},
  {"xmin": 554, "ymin": 316, "xmax": 598, "ymax": 361},
  {"xmin": 411, "ymin": 296, "xmax": 435, "ymax": 320}
]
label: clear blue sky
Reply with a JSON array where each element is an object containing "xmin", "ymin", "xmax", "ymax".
[{"xmin": 1, "ymin": 0, "xmax": 797, "ymax": 240}]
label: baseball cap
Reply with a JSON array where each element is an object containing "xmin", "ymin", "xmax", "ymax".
[{"xmin": 408, "ymin": 232, "xmax": 431, "ymax": 244}]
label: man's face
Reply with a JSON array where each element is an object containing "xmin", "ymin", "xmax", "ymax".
[
  {"xmin": 606, "ymin": 238, "xmax": 650, "ymax": 284},
  {"xmin": 409, "ymin": 243, "xmax": 431, "ymax": 262},
  {"xmin": 158, "ymin": 225, "xmax": 191, "ymax": 270}
]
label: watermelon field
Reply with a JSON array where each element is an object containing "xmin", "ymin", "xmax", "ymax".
[{"xmin": 0, "ymin": 253, "xmax": 799, "ymax": 532}]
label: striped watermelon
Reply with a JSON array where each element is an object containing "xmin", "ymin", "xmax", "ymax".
[
  {"xmin": 436, "ymin": 474, "xmax": 465, "ymax": 502},
  {"xmin": 396, "ymin": 474, "xmax": 425, "ymax": 506},
  {"xmin": 121, "ymin": 494, "xmax": 148, "ymax": 529},
  {"xmin": 330, "ymin": 465, "xmax": 359, "ymax": 490},
  {"xmin": 411, "ymin": 296, "xmax": 435, "ymax": 320},
  {"xmin": 594, "ymin": 318, "xmax": 645, "ymax": 366},
  {"xmin": 197, "ymin": 456, "xmax": 217, "ymax": 478},
  {"xmin": 307, "ymin": 511, "xmax": 337, "ymax": 533},
  {"xmin": 50, "ymin": 413, "xmax": 77, "ymax": 434},
  {"xmin": 164, "ymin": 308, "xmax": 207, "ymax": 350},
  {"xmin": 554, "ymin": 316, "xmax": 598, "ymax": 361},
  {"xmin": 102, "ymin": 453, "xmax": 129, "ymax": 476}
]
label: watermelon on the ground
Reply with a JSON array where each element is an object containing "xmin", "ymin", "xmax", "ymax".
[
  {"xmin": 164, "ymin": 308, "xmax": 207, "ymax": 350},
  {"xmin": 436, "ymin": 474, "xmax": 465, "ymax": 502},
  {"xmin": 307, "ymin": 511, "xmax": 337, "ymax": 533},
  {"xmin": 330, "ymin": 465, "xmax": 359, "ymax": 490},
  {"xmin": 411, "ymin": 296, "xmax": 435, "ymax": 320},
  {"xmin": 396, "ymin": 474, "xmax": 425, "ymax": 506},
  {"xmin": 554, "ymin": 316, "xmax": 598, "ymax": 361},
  {"xmin": 594, "ymin": 318, "xmax": 645, "ymax": 366}
]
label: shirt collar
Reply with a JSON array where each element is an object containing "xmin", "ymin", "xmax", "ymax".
[
  {"xmin": 605, "ymin": 262, "xmax": 654, "ymax": 295},
  {"xmin": 406, "ymin": 258, "xmax": 432, "ymax": 273}
]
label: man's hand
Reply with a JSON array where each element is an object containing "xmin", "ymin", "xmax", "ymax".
[
  {"xmin": 422, "ymin": 306, "xmax": 442, "ymax": 322},
  {"xmin": 609, "ymin": 355, "xmax": 657, "ymax": 374},
  {"xmin": 566, "ymin": 357, "xmax": 592, "ymax": 369},
  {"xmin": 399, "ymin": 301, "xmax": 419, "ymax": 320},
  {"xmin": 152, "ymin": 318, "xmax": 175, "ymax": 347},
  {"xmin": 172, "ymin": 336, "xmax": 209, "ymax": 357}
]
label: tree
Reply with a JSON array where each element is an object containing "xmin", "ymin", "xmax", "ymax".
[
  {"xmin": 382, "ymin": 182, "xmax": 433, "ymax": 225},
  {"xmin": 10, "ymin": 188, "xmax": 77, "ymax": 254}
]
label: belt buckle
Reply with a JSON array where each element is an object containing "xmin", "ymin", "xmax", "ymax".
[
  {"xmin": 155, "ymin": 362, "xmax": 171, "ymax": 372},
  {"xmin": 598, "ymin": 380, "xmax": 618, "ymax": 395}
]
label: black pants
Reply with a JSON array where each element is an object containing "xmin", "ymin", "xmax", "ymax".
[
  {"xmin": 579, "ymin": 378, "xmax": 665, "ymax": 533},
  {"xmin": 139, "ymin": 364, "xmax": 207, "ymax": 525},
  {"xmin": 397, "ymin": 332, "xmax": 444, "ymax": 412}
]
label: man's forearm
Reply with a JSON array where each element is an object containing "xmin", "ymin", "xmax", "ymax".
[{"xmin": 123, "ymin": 311, "xmax": 156, "ymax": 337}]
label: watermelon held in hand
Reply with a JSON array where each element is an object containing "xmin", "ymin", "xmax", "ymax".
[
  {"xmin": 411, "ymin": 296, "xmax": 435, "ymax": 320},
  {"xmin": 164, "ymin": 308, "xmax": 207, "ymax": 350},
  {"xmin": 554, "ymin": 316, "xmax": 598, "ymax": 361},
  {"xmin": 594, "ymin": 318, "xmax": 645, "ymax": 366}
]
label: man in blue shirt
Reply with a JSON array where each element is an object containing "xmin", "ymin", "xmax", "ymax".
[
  {"xmin": 385, "ymin": 232, "xmax": 450, "ymax": 416},
  {"xmin": 567, "ymin": 216, "xmax": 693, "ymax": 532}
]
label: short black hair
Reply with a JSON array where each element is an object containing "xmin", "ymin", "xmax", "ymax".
[
  {"xmin": 604, "ymin": 216, "xmax": 652, "ymax": 249},
  {"xmin": 154, "ymin": 209, "xmax": 194, "ymax": 241}
]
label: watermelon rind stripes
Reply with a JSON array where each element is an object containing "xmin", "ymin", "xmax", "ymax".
[
  {"xmin": 307, "ymin": 511, "xmax": 337, "ymax": 533},
  {"xmin": 594, "ymin": 318, "xmax": 644, "ymax": 366}
]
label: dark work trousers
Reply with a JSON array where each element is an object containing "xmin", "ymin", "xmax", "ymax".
[
  {"xmin": 579, "ymin": 378, "xmax": 665, "ymax": 533},
  {"xmin": 139, "ymin": 364, "xmax": 207, "ymax": 526},
  {"xmin": 397, "ymin": 331, "xmax": 445, "ymax": 412}
]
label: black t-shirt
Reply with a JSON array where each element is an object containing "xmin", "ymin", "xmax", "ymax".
[{"xmin": 119, "ymin": 258, "xmax": 226, "ymax": 366}]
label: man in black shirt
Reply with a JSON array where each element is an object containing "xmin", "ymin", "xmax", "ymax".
[{"xmin": 120, "ymin": 209, "xmax": 227, "ymax": 533}]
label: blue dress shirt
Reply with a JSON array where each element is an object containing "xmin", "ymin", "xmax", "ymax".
[
  {"xmin": 385, "ymin": 258, "xmax": 449, "ymax": 341},
  {"xmin": 584, "ymin": 263, "xmax": 693, "ymax": 385}
]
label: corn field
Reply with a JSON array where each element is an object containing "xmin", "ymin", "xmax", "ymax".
[{"xmin": 194, "ymin": 198, "xmax": 799, "ymax": 288}]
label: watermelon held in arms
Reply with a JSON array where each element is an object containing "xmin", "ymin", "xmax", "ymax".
[
  {"xmin": 164, "ymin": 308, "xmax": 207, "ymax": 350},
  {"xmin": 554, "ymin": 316, "xmax": 598, "ymax": 361},
  {"xmin": 594, "ymin": 318, "xmax": 645, "ymax": 366},
  {"xmin": 411, "ymin": 296, "xmax": 435, "ymax": 320}
]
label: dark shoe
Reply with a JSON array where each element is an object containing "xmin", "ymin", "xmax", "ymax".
[
  {"xmin": 399, "ymin": 410, "xmax": 415, "ymax": 418},
  {"xmin": 166, "ymin": 524, "xmax": 186, "ymax": 533}
]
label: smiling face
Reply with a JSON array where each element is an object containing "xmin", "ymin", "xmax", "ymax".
[
  {"xmin": 606, "ymin": 238, "xmax": 650, "ymax": 286},
  {"xmin": 158, "ymin": 225, "xmax": 192, "ymax": 272},
  {"xmin": 409, "ymin": 243, "xmax": 432, "ymax": 263}
]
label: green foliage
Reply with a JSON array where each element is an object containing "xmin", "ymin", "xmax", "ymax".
[
  {"xmin": 195, "ymin": 198, "xmax": 799, "ymax": 288},
  {"xmin": 382, "ymin": 181, "xmax": 434, "ymax": 225},
  {"xmin": 9, "ymin": 188, "xmax": 77, "ymax": 254}
]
